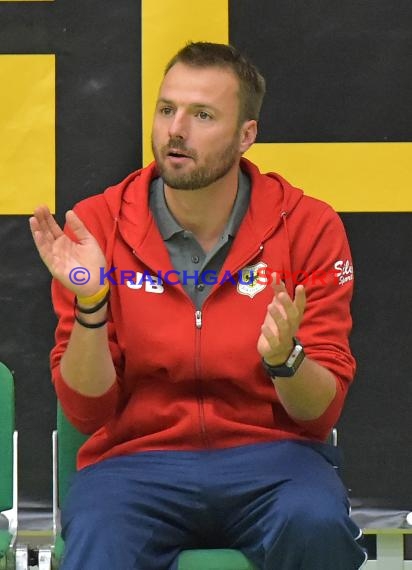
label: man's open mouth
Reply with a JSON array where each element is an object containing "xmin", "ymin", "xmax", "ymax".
[{"xmin": 167, "ymin": 149, "xmax": 192, "ymax": 159}]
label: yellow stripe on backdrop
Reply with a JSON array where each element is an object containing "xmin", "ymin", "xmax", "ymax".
[
  {"xmin": 246, "ymin": 142, "xmax": 412, "ymax": 212},
  {"xmin": 141, "ymin": 0, "xmax": 412, "ymax": 212},
  {"xmin": 0, "ymin": 55, "xmax": 55, "ymax": 215},
  {"xmin": 141, "ymin": 0, "xmax": 228, "ymax": 165}
]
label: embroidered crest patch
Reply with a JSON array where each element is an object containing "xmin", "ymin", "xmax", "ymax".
[{"xmin": 237, "ymin": 261, "xmax": 268, "ymax": 298}]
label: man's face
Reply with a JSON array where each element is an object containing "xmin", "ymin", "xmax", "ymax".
[{"xmin": 151, "ymin": 63, "xmax": 243, "ymax": 190}]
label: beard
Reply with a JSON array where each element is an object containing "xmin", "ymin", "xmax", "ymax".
[{"xmin": 152, "ymin": 135, "xmax": 240, "ymax": 190}]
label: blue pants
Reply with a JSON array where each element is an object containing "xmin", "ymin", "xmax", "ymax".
[{"xmin": 60, "ymin": 440, "xmax": 367, "ymax": 569}]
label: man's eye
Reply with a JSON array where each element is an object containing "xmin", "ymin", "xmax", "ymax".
[
  {"xmin": 197, "ymin": 111, "xmax": 212, "ymax": 120},
  {"xmin": 160, "ymin": 107, "xmax": 174, "ymax": 116}
]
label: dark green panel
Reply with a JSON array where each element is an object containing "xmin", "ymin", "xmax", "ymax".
[{"xmin": 230, "ymin": 0, "xmax": 412, "ymax": 142}]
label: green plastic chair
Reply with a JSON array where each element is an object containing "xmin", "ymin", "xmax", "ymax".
[
  {"xmin": 52, "ymin": 404, "xmax": 257, "ymax": 569},
  {"xmin": 0, "ymin": 362, "xmax": 29, "ymax": 570},
  {"xmin": 0, "ymin": 361, "xmax": 18, "ymax": 570},
  {"xmin": 0, "ymin": 364, "xmax": 13, "ymax": 569}
]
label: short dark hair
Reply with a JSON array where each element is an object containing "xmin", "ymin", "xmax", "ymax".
[{"xmin": 164, "ymin": 42, "xmax": 266, "ymax": 124}]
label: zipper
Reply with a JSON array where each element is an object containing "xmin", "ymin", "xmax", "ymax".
[
  {"xmin": 190, "ymin": 246, "xmax": 265, "ymax": 449},
  {"xmin": 195, "ymin": 310, "xmax": 202, "ymax": 328},
  {"xmin": 131, "ymin": 250, "xmax": 208, "ymax": 445},
  {"xmin": 194, "ymin": 309, "xmax": 208, "ymax": 447},
  {"xmin": 190, "ymin": 245, "xmax": 267, "ymax": 449}
]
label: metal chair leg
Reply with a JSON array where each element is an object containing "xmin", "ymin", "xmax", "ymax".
[
  {"xmin": 376, "ymin": 534, "xmax": 404, "ymax": 570},
  {"xmin": 38, "ymin": 547, "xmax": 52, "ymax": 570},
  {"xmin": 15, "ymin": 544, "xmax": 28, "ymax": 570}
]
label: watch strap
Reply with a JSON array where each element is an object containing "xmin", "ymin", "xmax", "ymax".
[{"xmin": 262, "ymin": 337, "xmax": 305, "ymax": 378}]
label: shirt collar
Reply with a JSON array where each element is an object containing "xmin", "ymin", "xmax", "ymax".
[{"xmin": 149, "ymin": 169, "xmax": 251, "ymax": 241}]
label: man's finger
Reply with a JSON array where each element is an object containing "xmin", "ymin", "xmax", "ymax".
[
  {"xmin": 45, "ymin": 210, "xmax": 64, "ymax": 240},
  {"xmin": 29, "ymin": 216, "xmax": 40, "ymax": 233},
  {"xmin": 294, "ymin": 285, "xmax": 306, "ymax": 318},
  {"xmin": 270, "ymin": 272, "xmax": 286, "ymax": 294},
  {"xmin": 65, "ymin": 210, "xmax": 92, "ymax": 242}
]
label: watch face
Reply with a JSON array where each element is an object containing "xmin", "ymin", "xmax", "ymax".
[
  {"xmin": 262, "ymin": 341, "xmax": 305, "ymax": 378},
  {"xmin": 286, "ymin": 344, "xmax": 304, "ymax": 367}
]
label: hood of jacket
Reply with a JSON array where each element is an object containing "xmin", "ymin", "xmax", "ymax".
[{"xmin": 97, "ymin": 157, "xmax": 305, "ymax": 296}]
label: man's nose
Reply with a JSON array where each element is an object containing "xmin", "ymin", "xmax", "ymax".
[{"xmin": 168, "ymin": 111, "xmax": 188, "ymax": 139}]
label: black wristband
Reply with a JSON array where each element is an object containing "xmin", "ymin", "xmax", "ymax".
[
  {"xmin": 74, "ymin": 313, "xmax": 108, "ymax": 329},
  {"xmin": 75, "ymin": 289, "xmax": 110, "ymax": 314}
]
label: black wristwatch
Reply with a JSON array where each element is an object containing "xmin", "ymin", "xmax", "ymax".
[{"xmin": 262, "ymin": 337, "xmax": 305, "ymax": 378}]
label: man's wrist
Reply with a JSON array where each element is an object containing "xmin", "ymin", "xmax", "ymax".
[
  {"xmin": 262, "ymin": 338, "xmax": 305, "ymax": 378},
  {"xmin": 76, "ymin": 282, "xmax": 110, "ymax": 311},
  {"xmin": 263, "ymin": 345, "xmax": 294, "ymax": 367},
  {"xmin": 263, "ymin": 338, "xmax": 295, "ymax": 366},
  {"xmin": 74, "ymin": 287, "xmax": 109, "ymax": 329},
  {"xmin": 75, "ymin": 313, "xmax": 107, "ymax": 329}
]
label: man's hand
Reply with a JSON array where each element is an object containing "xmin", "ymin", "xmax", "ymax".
[
  {"xmin": 257, "ymin": 273, "xmax": 306, "ymax": 365},
  {"xmin": 29, "ymin": 206, "xmax": 107, "ymax": 297}
]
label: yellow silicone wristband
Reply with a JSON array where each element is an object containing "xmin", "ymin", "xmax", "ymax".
[{"xmin": 76, "ymin": 282, "xmax": 110, "ymax": 307}]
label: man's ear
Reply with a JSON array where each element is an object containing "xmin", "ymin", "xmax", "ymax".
[{"xmin": 239, "ymin": 120, "xmax": 258, "ymax": 154}]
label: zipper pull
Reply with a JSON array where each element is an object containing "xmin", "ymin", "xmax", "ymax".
[{"xmin": 195, "ymin": 310, "xmax": 202, "ymax": 329}]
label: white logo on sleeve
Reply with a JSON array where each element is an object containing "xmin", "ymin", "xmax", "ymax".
[{"xmin": 334, "ymin": 260, "xmax": 354, "ymax": 286}]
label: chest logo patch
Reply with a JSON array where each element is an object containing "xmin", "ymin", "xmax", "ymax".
[{"xmin": 237, "ymin": 262, "xmax": 268, "ymax": 298}]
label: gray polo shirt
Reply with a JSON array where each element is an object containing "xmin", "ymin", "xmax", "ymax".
[{"xmin": 149, "ymin": 171, "xmax": 251, "ymax": 308}]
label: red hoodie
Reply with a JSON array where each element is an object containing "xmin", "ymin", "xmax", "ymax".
[{"xmin": 51, "ymin": 158, "xmax": 356, "ymax": 470}]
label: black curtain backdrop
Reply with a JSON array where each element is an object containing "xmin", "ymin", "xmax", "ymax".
[
  {"xmin": 0, "ymin": 0, "xmax": 141, "ymax": 508},
  {"xmin": 229, "ymin": 0, "xmax": 412, "ymax": 509},
  {"xmin": 230, "ymin": 0, "xmax": 412, "ymax": 143},
  {"xmin": 0, "ymin": 1, "xmax": 410, "ymax": 515}
]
